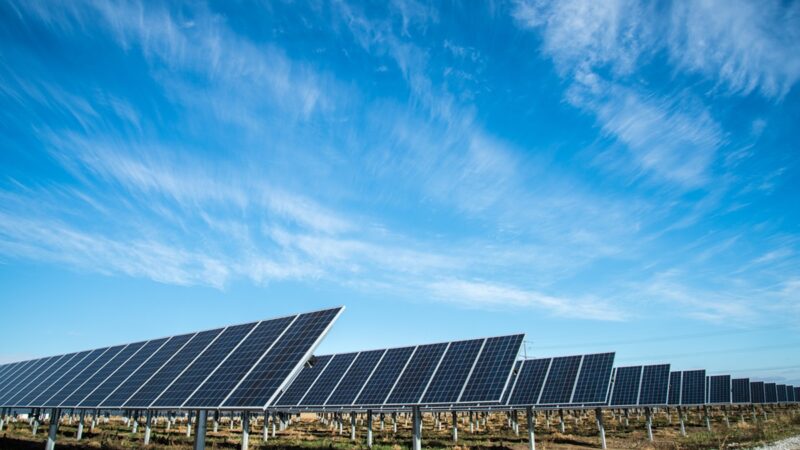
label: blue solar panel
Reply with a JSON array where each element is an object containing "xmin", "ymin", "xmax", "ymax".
[
  {"xmin": 184, "ymin": 316, "xmax": 294, "ymax": 408},
  {"xmin": 731, "ymin": 378, "xmax": 750, "ymax": 404},
  {"xmin": 751, "ymin": 381, "xmax": 765, "ymax": 403},
  {"xmin": 48, "ymin": 346, "xmax": 127, "ymax": 407},
  {"xmin": 793, "ymin": 387, "xmax": 799, "ymax": 403},
  {"xmin": 62, "ymin": 342, "xmax": 147, "ymax": 408},
  {"xmin": 125, "ymin": 329, "xmax": 221, "ymax": 408},
  {"xmin": 28, "ymin": 351, "xmax": 96, "ymax": 407},
  {"xmin": 387, "ymin": 343, "xmax": 448, "ymax": 404},
  {"xmin": 152, "ymin": 323, "xmax": 256, "ymax": 408},
  {"xmin": 539, "ymin": 355, "xmax": 582, "ymax": 405},
  {"xmin": 460, "ymin": 335, "xmax": 523, "ymax": 403},
  {"xmin": 0, "ymin": 357, "xmax": 61, "ymax": 406},
  {"xmin": 422, "ymin": 339, "xmax": 483, "ymax": 404},
  {"xmin": 356, "ymin": 347, "xmax": 415, "ymax": 405},
  {"xmin": 765, "ymin": 383, "xmax": 778, "ymax": 403},
  {"xmin": 788, "ymin": 385, "xmax": 796, "ymax": 402},
  {"xmin": 571, "ymin": 353, "xmax": 615, "ymax": 404},
  {"xmin": 275, "ymin": 355, "xmax": 333, "ymax": 406},
  {"xmin": 708, "ymin": 375, "xmax": 731, "ymax": 404},
  {"xmin": 222, "ymin": 308, "xmax": 341, "ymax": 408},
  {"xmin": 681, "ymin": 370, "xmax": 706, "ymax": 405},
  {"xmin": 101, "ymin": 334, "xmax": 193, "ymax": 408},
  {"xmin": 507, "ymin": 358, "xmax": 550, "ymax": 405},
  {"xmin": 776, "ymin": 384, "xmax": 787, "ymax": 403},
  {"xmin": 639, "ymin": 364, "xmax": 670, "ymax": 406},
  {"xmin": 81, "ymin": 338, "xmax": 166, "ymax": 408},
  {"xmin": 501, "ymin": 361, "xmax": 521, "ymax": 405},
  {"xmin": 326, "ymin": 350, "xmax": 384, "ymax": 406},
  {"xmin": 300, "ymin": 353, "xmax": 357, "ymax": 406},
  {"xmin": 610, "ymin": 366, "xmax": 642, "ymax": 406},
  {"xmin": 668, "ymin": 371, "xmax": 682, "ymax": 405}
]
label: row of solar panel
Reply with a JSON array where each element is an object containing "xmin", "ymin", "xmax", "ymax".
[
  {"xmin": 499, "ymin": 353, "xmax": 616, "ymax": 407},
  {"xmin": 274, "ymin": 334, "xmax": 524, "ymax": 407},
  {"xmin": 0, "ymin": 308, "xmax": 342, "ymax": 410}
]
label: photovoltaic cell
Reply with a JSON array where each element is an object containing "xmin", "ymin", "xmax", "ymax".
[
  {"xmin": 460, "ymin": 335, "xmax": 524, "ymax": 403},
  {"xmin": 45, "ymin": 346, "xmax": 126, "ymax": 407},
  {"xmin": 765, "ymin": 383, "xmax": 778, "ymax": 403},
  {"xmin": 422, "ymin": 339, "xmax": 483, "ymax": 404},
  {"xmin": 610, "ymin": 366, "xmax": 642, "ymax": 406},
  {"xmin": 681, "ymin": 370, "xmax": 706, "ymax": 405},
  {"xmin": 356, "ymin": 347, "xmax": 415, "ymax": 405},
  {"xmin": 101, "ymin": 335, "xmax": 193, "ymax": 408},
  {"xmin": 639, "ymin": 364, "xmax": 670, "ymax": 406},
  {"xmin": 0, "ymin": 357, "xmax": 61, "ymax": 406},
  {"xmin": 125, "ymin": 329, "xmax": 221, "ymax": 408},
  {"xmin": 184, "ymin": 316, "xmax": 294, "ymax": 408},
  {"xmin": 571, "ymin": 353, "xmax": 615, "ymax": 404},
  {"xmin": 387, "ymin": 343, "xmax": 447, "ymax": 404},
  {"xmin": 151, "ymin": 323, "xmax": 256, "ymax": 408},
  {"xmin": 507, "ymin": 358, "xmax": 550, "ymax": 406},
  {"xmin": 62, "ymin": 342, "xmax": 147, "ymax": 408},
  {"xmin": 29, "ymin": 350, "xmax": 97, "ymax": 407},
  {"xmin": 668, "ymin": 371, "xmax": 682, "ymax": 405},
  {"xmin": 326, "ymin": 350, "xmax": 384, "ymax": 406},
  {"xmin": 81, "ymin": 338, "xmax": 166, "ymax": 408},
  {"xmin": 731, "ymin": 378, "xmax": 750, "ymax": 404},
  {"xmin": 275, "ymin": 355, "xmax": 333, "ymax": 406},
  {"xmin": 751, "ymin": 381, "xmax": 765, "ymax": 403},
  {"xmin": 708, "ymin": 375, "xmax": 731, "ymax": 404},
  {"xmin": 300, "ymin": 353, "xmax": 357, "ymax": 406},
  {"xmin": 539, "ymin": 355, "xmax": 582, "ymax": 405},
  {"xmin": 776, "ymin": 384, "xmax": 787, "ymax": 403},
  {"xmin": 222, "ymin": 308, "xmax": 341, "ymax": 408}
]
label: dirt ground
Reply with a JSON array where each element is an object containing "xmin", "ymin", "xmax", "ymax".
[{"xmin": 1, "ymin": 407, "xmax": 798, "ymax": 449}]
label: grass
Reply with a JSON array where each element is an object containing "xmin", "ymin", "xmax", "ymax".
[{"xmin": 0, "ymin": 406, "xmax": 798, "ymax": 449}]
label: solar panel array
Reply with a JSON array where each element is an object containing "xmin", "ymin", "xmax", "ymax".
[
  {"xmin": 504, "ymin": 352, "xmax": 615, "ymax": 407},
  {"xmin": 608, "ymin": 364, "xmax": 670, "ymax": 407},
  {"xmin": 0, "ymin": 308, "xmax": 342, "ymax": 410},
  {"xmin": 274, "ymin": 334, "xmax": 524, "ymax": 408}
]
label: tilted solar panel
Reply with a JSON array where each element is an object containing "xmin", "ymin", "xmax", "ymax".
[
  {"xmin": 571, "ymin": 353, "xmax": 615, "ymax": 404},
  {"xmin": 764, "ymin": 383, "xmax": 778, "ymax": 403},
  {"xmin": 421, "ymin": 339, "xmax": 483, "ymax": 404},
  {"xmin": 639, "ymin": 364, "xmax": 670, "ymax": 406},
  {"xmin": 538, "ymin": 355, "xmax": 582, "ymax": 405},
  {"xmin": 776, "ymin": 384, "xmax": 788, "ymax": 403},
  {"xmin": 274, "ymin": 355, "xmax": 333, "ymax": 406},
  {"xmin": 387, "ymin": 343, "xmax": 447, "ymax": 404},
  {"xmin": 668, "ymin": 371, "xmax": 682, "ymax": 405},
  {"xmin": 788, "ymin": 385, "xmax": 796, "ymax": 402},
  {"xmin": 507, "ymin": 358, "xmax": 550, "ymax": 406},
  {"xmin": 610, "ymin": 366, "xmax": 642, "ymax": 407},
  {"xmin": 708, "ymin": 375, "xmax": 731, "ymax": 404},
  {"xmin": 793, "ymin": 386, "xmax": 799, "ymax": 403},
  {"xmin": 731, "ymin": 378, "xmax": 750, "ymax": 404},
  {"xmin": 0, "ymin": 307, "xmax": 343, "ymax": 410},
  {"xmin": 680, "ymin": 370, "xmax": 706, "ymax": 405},
  {"xmin": 324, "ymin": 350, "xmax": 384, "ymax": 406},
  {"xmin": 300, "ymin": 353, "xmax": 359, "ymax": 406},
  {"xmin": 750, "ymin": 381, "xmax": 765, "ymax": 403},
  {"xmin": 459, "ymin": 335, "xmax": 524, "ymax": 403}
]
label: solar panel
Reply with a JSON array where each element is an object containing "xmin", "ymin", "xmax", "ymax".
[
  {"xmin": 764, "ymin": 383, "xmax": 778, "ymax": 403},
  {"xmin": 387, "ymin": 343, "xmax": 448, "ymax": 404},
  {"xmin": 300, "ymin": 353, "xmax": 359, "ymax": 406},
  {"xmin": 325, "ymin": 350, "xmax": 384, "ymax": 406},
  {"xmin": 707, "ymin": 375, "xmax": 731, "ymax": 404},
  {"xmin": 668, "ymin": 371, "xmax": 682, "ymax": 405},
  {"xmin": 507, "ymin": 358, "xmax": 550, "ymax": 406},
  {"xmin": 354, "ymin": 347, "xmax": 415, "ymax": 405},
  {"xmin": 274, "ymin": 355, "xmax": 333, "ymax": 406},
  {"xmin": 501, "ymin": 361, "xmax": 521, "ymax": 405},
  {"xmin": 794, "ymin": 387, "xmax": 800, "ymax": 403},
  {"xmin": 421, "ymin": 339, "xmax": 483, "ymax": 404},
  {"xmin": 570, "ymin": 352, "xmax": 615, "ymax": 404},
  {"xmin": 776, "ymin": 384, "xmax": 788, "ymax": 403},
  {"xmin": 610, "ymin": 366, "xmax": 642, "ymax": 407},
  {"xmin": 539, "ymin": 355, "xmax": 583, "ymax": 405},
  {"xmin": 680, "ymin": 370, "xmax": 706, "ymax": 405},
  {"xmin": 459, "ymin": 335, "xmax": 525, "ymax": 403},
  {"xmin": 0, "ymin": 307, "xmax": 342, "ymax": 410},
  {"xmin": 639, "ymin": 364, "xmax": 670, "ymax": 406},
  {"xmin": 750, "ymin": 381, "xmax": 765, "ymax": 403},
  {"xmin": 731, "ymin": 378, "xmax": 750, "ymax": 404},
  {"xmin": 788, "ymin": 385, "xmax": 796, "ymax": 402}
]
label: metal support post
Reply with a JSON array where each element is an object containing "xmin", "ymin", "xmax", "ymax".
[
  {"xmin": 645, "ymin": 407, "xmax": 653, "ymax": 442},
  {"xmin": 452, "ymin": 411, "xmax": 458, "ymax": 442},
  {"xmin": 144, "ymin": 410, "xmax": 153, "ymax": 445},
  {"xmin": 595, "ymin": 408, "xmax": 607, "ymax": 450},
  {"xmin": 527, "ymin": 407, "xmax": 536, "ymax": 450},
  {"xmin": 559, "ymin": 409, "xmax": 565, "ymax": 433},
  {"xmin": 241, "ymin": 411, "xmax": 250, "ymax": 450},
  {"xmin": 193, "ymin": 410, "xmax": 207, "ymax": 450},
  {"xmin": 45, "ymin": 408, "xmax": 60, "ymax": 450},
  {"xmin": 412, "ymin": 406, "xmax": 422, "ymax": 450},
  {"xmin": 367, "ymin": 410, "xmax": 373, "ymax": 448},
  {"xmin": 679, "ymin": 407, "xmax": 686, "ymax": 437},
  {"xmin": 350, "ymin": 412, "xmax": 356, "ymax": 441},
  {"xmin": 186, "ymin": 410, "xmax": 193, "ymax": 437}
]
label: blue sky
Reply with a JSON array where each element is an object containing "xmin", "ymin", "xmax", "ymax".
[{"xmin": 0, "ymin": 0, "xmax": 798, "ymax": 385}]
